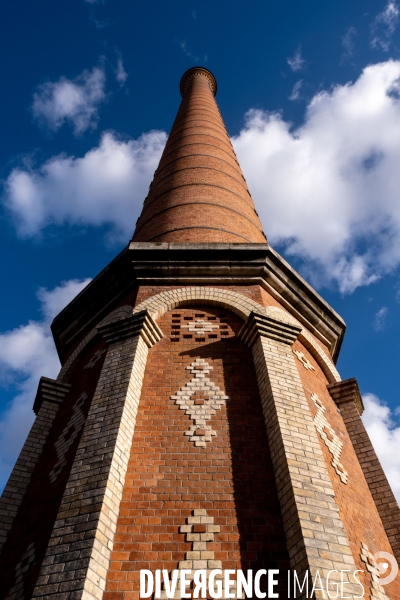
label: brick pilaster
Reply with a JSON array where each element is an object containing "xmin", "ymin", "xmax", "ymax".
[
  {"xmin": 0, "ymin": 379, "xmax": 70, "ymax": 551},
  {"xmin": 32, "ymin": 311, "xmax": 163, "ymax": 600},
  {"xmin": 328, "ymin": 378, "xmax": 400, "ymax": 563},
  {"xmin": 239, "ymin": 312, "xmax": 360, "ymax": 597}
]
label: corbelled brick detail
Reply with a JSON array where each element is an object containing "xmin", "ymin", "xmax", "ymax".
[
  {"xmin": 57, "ymin": 305, "xmax": 133, "ymax": 382},
  {"xmin": 239, "ymin": 313, "xmax": 361, "ymax": 597},
  {"xmin": 32, "ymin": 312, "xmax": 162, "ymax": 600},
  {"xmin": 328, "ymin": 378, "xmax": 364, "ymax": 416},
  {"xmin": 33, "ymin": 377, "xmax": 72, "ymax": 415},
  {"xmin": 98, "ymin": 310, "xmax": 163, "ymax": 347},
  {"xmin": 328, "ymin": 379, "xmax": 400, "ymax": 564}
]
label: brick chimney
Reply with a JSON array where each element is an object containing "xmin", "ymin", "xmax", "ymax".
[
  {"xmin": 133, "ymin": 67, "xmax": 266, "ymax": 243},
  {"xmin": 1, "ymin": 68, "xmax": 399, "ymax": 600}
]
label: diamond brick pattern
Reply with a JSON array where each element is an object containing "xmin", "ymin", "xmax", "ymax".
[
  {"xmin": 84, "ymin": 349, "xmax": 106, "ymax": 369},
  {"xmin": 48, "ymin": 392, "xmax": 88, "ymax": 483},
  {"xmin": 311, "ymin": 392, "xmax": 348, "ymax": 483},
  {"xmin": 171, "ymin": 358, "xmax": 229, "ymax": 447},
  {"xmin": 182, "ymin": 319, "xmax": 220, "ymax": 335},
  {"xmin": 293, "ymin": 348, "xmax": 315, "ymax": 371},
  {"xmin": 360, "ymin": 543, "xmax": 389, "ymax": 600},
  {"xmin": 5, "ymin": 542, "xmax": 36, "ymax": 600},
  {"xmin": 156, "ymin": 509, "xmax": 243, "ymax": 600}
]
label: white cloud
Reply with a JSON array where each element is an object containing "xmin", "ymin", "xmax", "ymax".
[
  {"xmin": 371, "ymin": 1, "xmax": 399, "ymax": 51},
  {"xmin": 233, "ymin": 60, "xmax": 400, "ymax": 293},
  {"xmin": 7, "ymin": 60, "xmax": 400, "ymax": 294},
  {"xmin": 4, "ymin": 130, "xmax": 167, "ymax": 240},
  {"xmin": 289, "ymin": 79, "xmax": 303, "ymax": 101},
  {"xmin": 32, "ymin": 66, "xmax": 106, "ymax": 135},
  {"xmin": 362, "ymin": 393, "xmax": 400, "ymax": 502},
  {"xmin": 115, "ymin": 57, "xmax": 128, "ymax": 85},
  {"xmin": 374, "ymin": 306, "xmax": 388, "ymax": 330},
  {"xmin": 0, "ymin": 279, "xmax": 91, "ymax": 492},
  {"xmin": 287, "ymin": 46, "xmax": 306, "ymax": 72}
]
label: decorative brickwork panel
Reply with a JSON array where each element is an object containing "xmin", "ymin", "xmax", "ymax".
[
  {"xmin": 310, "ymin": 392, "xmax": 348, "ymax": 483},
  {"xmin": 328, "ymin": 379, "xmax": 400, "ymax": 565},
  {"xmin": 104, "ymin": 306, "xmax": 290, "ymax": 600},
  {"xmin": 172, "ymin": 358, "xmax": 229, "ymax": 447},
  {"xmin": 0, "ymin": 339, "xmax": 107, "ymax": 600},
  {"xmin": 239, "ymin": 313, "xmax": 361, "ymax": 599},
  {"xmin": 292, "ymin": 340, "xmax": 400, "ymax": 600}
]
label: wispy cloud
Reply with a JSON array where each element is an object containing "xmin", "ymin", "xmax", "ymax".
[
  {"xmin": 371, "ymin": 1, "xmax": 399, "ymax": 51},
  {"xmin": 0, "ymin": 279, "xmax": 91, "ymax": 492},
  {"xmin": 32, "ymin": 66, "xmax": 107, "ymax": 135},
  {"xmin": 192, "ymin": 9, "xmax": 197, "ymax": 19},
  {"xmin": 289, "ymin": 79, "xmax": 303, "ymax": 101},
  {"xmin": 115, "ymin": 57, "xmax": 128, "ymax": 85},
  {"xmin": 362, "ymin": 393, "xmax": 400, "ymax": 501},
  {"xmin": 341, "ymin": 26, "xmax": 357, "ymax": 62},
  {"xmin": 180, "ymin": 40, "xmax": 198, "ymax": 61},
  {"xmin": 287, "ymin": 46, "xmax": 306, "ymax": 72},
  {"xmin": 179, "ymin": 40, "xmax": 207, "ymax": 63},
  {"xmin": 233, "ymin": 60, "xmax": 400, "ymax": 293},
  {"xmin": 374, "ymin": 306, "xmax": 388, "ymax": 330}
]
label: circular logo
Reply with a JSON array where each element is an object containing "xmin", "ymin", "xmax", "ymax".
[{"xmin": 374, "ymin": 551, "xmax": 399, "ymax": 585}]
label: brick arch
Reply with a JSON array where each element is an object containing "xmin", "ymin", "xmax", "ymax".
[
  {"xmin": 133, "ymin": 287, "xmax": 340, "ymax": 384},
  {"xmin": 133, "ymin": 287, "xmax": 262, "ymax": 321},
  {"xmin": 56, "ymin": 289, "xmax": 340, "ymax": 385}
]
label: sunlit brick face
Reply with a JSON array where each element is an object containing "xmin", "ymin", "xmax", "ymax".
[{"xmin": 104, "ymin": 306, "xmax": 290, "ymax": 599}]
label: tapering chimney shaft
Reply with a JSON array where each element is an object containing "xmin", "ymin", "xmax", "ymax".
[{"xmin": 132, "ymin": 67, "xmax": 266, "ymax": 243}]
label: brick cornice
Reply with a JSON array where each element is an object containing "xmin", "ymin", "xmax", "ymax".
[
  {"xmin": 33, "ymin": 377, "xmax": 71, "ymax": 415},
  {"xmin": 180, "ymin": 67, "xmax": 217, "ymax": 97},
  {"xmin": 97, "ymin": 309, "xmax": 163, "ymax": 347},
  {"xmin": 328, "ymin": 378, "xmax": 364, "ymax": 416},
  {"xmin": 51, "ymin": 244, "xmax": 346, "ymax": 364},
  {"xmin": 238, "ymin": 311, "xmax": 301, "ymax": 347}
]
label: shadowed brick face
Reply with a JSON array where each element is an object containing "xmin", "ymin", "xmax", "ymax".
[
  {"xmin": 132, "ymin": 69, "xmax": 266, "ymax": 244},
  {"xmin": 103, "ymin": 307, "xmax": 290, "ymax": 600},
  {"xmin": 0, "ymin": 339, "xmax": 107, "ymax": 600}
]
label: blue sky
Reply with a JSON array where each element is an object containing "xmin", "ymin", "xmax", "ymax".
[{"xmin": 1, "ymin": 0, "xmax": 400, "ymax": 495}]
